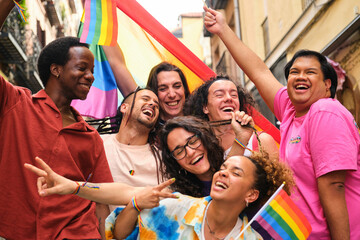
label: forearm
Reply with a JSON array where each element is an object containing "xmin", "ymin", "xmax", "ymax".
[
  {"xmin": 103, "ymin": 45, "xmax": 137, "ymax": 97},
  {"xmin": 217, "ymin": 24, "xmax": 282, "ymax": 112},
  {"xmin": 76, "ymin": 182, "xmax": 141, "ymax": 205},
  {"xmin": 0, "ymin": 0, "xmax": 14, "ymax": 29},
  {"xmin": 96, "ymin": 203, "xmax": 110, "ymax": 240},
  {"xmin": 113, "ymin": 201, "xmax": 139, "ymax": 239},
  {"xmin": 318, "ymin": 171, "xmax": 350, "ymax": 240},
  {"xmin": 227, "ymin": 138, "xmax": 246, "ymax": 158}
]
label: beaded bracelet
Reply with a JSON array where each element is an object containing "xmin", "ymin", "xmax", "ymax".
[
  {"xmin": 131, "ymin": 196, "xmax": 141, "ymax": 213},
  {"xmin": 72, "ymin": 181, "xmax": 81, "ymax": 195}
]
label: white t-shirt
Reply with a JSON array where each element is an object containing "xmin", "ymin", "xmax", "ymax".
[{"xmin": 101, "ymin": 134, "xmax": 160, "ymax": 211}]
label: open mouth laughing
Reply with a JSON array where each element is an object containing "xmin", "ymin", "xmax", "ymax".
[
  {"xmin": 294, "ymin": 84, "xmax": 309, "ymax": 91},
  {"xmin": 214, "ymin": 180, "xmax": 228, "ymax": 190},
  {"xmin": 191, "ymin": 154, "xmax": 204, "ymax": 165},
  {"xmin": 142, "ymin": 107, "xmax": 155, "ymax": 118}
]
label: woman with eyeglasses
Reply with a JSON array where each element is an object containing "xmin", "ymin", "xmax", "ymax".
[{"xmin": 159, "ymin": 114, "xmax": 254, "ymax": 197}]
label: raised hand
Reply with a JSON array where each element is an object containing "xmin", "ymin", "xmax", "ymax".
[
  {"xmin": 231, "ymin": 111, "xmax": 254, "ymax": 142},
  {"xmin": 203, "ymin": 6, "xmax": 227, "ymax": 35},
  {"xmin": 24, "ymin": 157, "xmax": 78, "ymax": 197},
  {"xmin": 134, "ymin": 178, "xmax": 178, "ymax": 210}
]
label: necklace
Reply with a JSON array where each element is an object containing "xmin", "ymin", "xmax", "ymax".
[{"xmin": 205, "ymin": 215, "xmax": 225, "ymax": 240}]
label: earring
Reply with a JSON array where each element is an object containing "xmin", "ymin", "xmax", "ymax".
[
  {"xmin": 245, "ymin": 200, "xmax": 249, "ymax": 207},
  {"xmin": 56, "ymin": 74, "xmax": 59, "ymax": 78}
]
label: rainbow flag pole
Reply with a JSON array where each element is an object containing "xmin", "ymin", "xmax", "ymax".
[{"xmin": 239, "ymin": 183, "xmax": 312, "ymax": 240}]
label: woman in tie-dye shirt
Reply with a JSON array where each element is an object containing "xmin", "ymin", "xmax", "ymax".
[{"xmin": 108, "ymin": 151, "xmax": 294, "ymax": 240}]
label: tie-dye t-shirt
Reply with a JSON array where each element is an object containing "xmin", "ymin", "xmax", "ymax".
[{"xmin": 105, "ymin": 193, "xmax": 262, "ymax": 240}]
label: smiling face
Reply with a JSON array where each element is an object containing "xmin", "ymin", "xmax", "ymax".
[
  {"xmin": 157, "ymin": 71, "xmax": 186, "ymax": 121},
  {"xmin": 211, "ymin": 156, "xmax": 259, "ymax": 204},
  {"xmin": 287, "ymin": 56, "xmax": 331, "ymax": 117},
  {"xmin": 57, "ymin": 46, "xmax": 95, "ymax": 100},
  {"xmin": 167, "ymin": 127, "xmax": 212, "ymax": 181},
  {"xmin": 123, "ymin": 90, "xmax": 160, "ymax": 129},
  {"xmin": 203, "ymin": 80, "xmax": 240, "ymax": 121}
]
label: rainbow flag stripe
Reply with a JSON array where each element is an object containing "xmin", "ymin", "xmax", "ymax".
[
  {"xmin": 71, "ymin": 44, "xmax": 118, "ymax": 118},
  {"xmin": 257, "ymin": 189, "xmax": 312, "ymax": 240},
  {"xmin": 79, "ymin": 0, "xmax": 117, "ymax": 46},
  {"xmin": 13, "ymin": 0, "xmax": 27, "ymax": 22}
]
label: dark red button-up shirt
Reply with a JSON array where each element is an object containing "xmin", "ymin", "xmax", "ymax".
[{"xmin": 0, "ymin": 77, "xmax": 113, "ymax": 239}]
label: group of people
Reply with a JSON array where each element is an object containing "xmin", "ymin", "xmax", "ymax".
[{"xmin": 1, "ymin": 1, "xmax": 359, "ymax": 239}]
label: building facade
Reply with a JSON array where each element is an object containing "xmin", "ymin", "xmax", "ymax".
[
  {"xmin": 172, "ymin": 12, "xmax": 212, "ymax": 67},
  {"xmin": 206, "ymin": 0, "xmax": 360, "ymax": 127},
  {"xmin": 0, "ymin": 0, "xmax": 82, "ymax": 93}
]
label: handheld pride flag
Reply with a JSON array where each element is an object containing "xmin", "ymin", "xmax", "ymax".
[{"xmin": 240, "ymin": 183, "xmax": 312, "ymax": 240}]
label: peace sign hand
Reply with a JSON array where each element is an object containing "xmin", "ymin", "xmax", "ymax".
[
  {"xmin": 24, "ymin": 157, "xmax": 78, "ymax": 197},
  {"xmin": 134, "ymin": 178, "xmax": 178, "ymax": 210}
]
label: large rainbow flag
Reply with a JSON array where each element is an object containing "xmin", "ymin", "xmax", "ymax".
[
  {"xmin": 241, "ymin": 183, "xmax": 312, "ymax": 240},
  {"xmin": 73, "ymin": 0, "xmax": 281, "ymax": 143},
  {"xmin": 79, "ymin": 0, "xmax": 118, "ymax": 46}
]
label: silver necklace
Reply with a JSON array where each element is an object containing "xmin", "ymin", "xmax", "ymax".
[{"xmin": 205, "ymin": 215, "xmax": 225, "ymax": 240}]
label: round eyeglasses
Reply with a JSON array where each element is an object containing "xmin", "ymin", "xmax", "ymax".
[{"xmin": 170, "ymin": 134, "xmax": 202, "ymax": 161}]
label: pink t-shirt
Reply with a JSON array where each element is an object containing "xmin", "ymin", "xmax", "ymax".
[{"xmin": 274, "ymin": 87, "xmax": 360, "ymax": 239}]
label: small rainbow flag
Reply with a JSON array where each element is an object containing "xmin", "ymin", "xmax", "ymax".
[
  {"xmin": 79, "ymin": 0, "xmax": 118, "ymax": 46},
  {"xmin": 241, "ymin": 183, "xmax": 312, "ymax": 240}
]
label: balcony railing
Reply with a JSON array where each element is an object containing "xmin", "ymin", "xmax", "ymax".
[
  {"xmin": 0, "ymin": 9, "xmax": 28, "ymax": 63},
  {"xmin": 0, "ymin": 9, "xmax": 43, "ymax": 92}
]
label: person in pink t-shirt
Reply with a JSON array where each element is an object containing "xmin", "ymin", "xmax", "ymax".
[{"xmin": 203, "ymin": 6, "xmax": 360, "ymax": 240}]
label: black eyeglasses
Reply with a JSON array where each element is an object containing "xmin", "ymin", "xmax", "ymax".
[{"xmin": 170, "ymin": 134, "xmax": 202, "ymax": 161}]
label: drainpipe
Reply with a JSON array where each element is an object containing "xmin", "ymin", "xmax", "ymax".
[{"xmin": 233, "ymin": 0, "xmax": 246, "ymax": 87}]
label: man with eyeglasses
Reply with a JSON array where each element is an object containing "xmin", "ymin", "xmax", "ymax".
[{"xmin": 101, "ymin": 88, "xmax": 161, "ymax": 211}]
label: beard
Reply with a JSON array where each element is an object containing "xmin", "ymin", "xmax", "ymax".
[{"xmin": 136, "ymin": 116, "xmax": 156, "ymax": 129}]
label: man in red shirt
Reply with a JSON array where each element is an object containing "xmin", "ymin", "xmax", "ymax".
[{"xmin": 0, "ymin": 1, "xmax": 113, "ymax": 239}]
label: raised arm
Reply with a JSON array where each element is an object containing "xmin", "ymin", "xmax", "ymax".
[
  {"xmin": 204, "ymin": 7, "xmax": 283, "ymax": 113},
  {"xmin": 103, "ymin": 44, "xmax": 138, "ymax": 97}
]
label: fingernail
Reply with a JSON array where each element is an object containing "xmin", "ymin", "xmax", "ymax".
[
  {"xmin": 39, "ymin": 191, "xmax": 45, "ymax": 196},
  {"xmin": 171, "ymin": 178, "xmax": 176, "ymax": 182}
]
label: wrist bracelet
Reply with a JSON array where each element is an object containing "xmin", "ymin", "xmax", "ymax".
[
  {"xmin": 72, "ymin": 181, "xmax": 81, "ymax": 195},
  {"xmin": 234, "ymin": 138, "xmax": 252, "ymax": 152},
  {"xmin": 131, "ymin": 196, "xmax": 141, "ymax": 212}
]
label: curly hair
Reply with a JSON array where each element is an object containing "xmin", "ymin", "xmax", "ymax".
[
  {"xmin": 183, "ymin": 75, "xmax": 256, "ymax": 120},
  {"xmin": 245, "ymin": 151, "xmax": 294, "ymax": 213},
  {"xmin": 37, "ymin": 37, "xmax": 89, "ymax": 87},
  {"xmin": 159, "ymin": 116, "xmax": 224, "ymax": 197}
]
